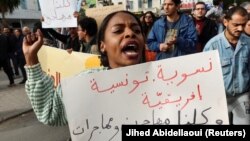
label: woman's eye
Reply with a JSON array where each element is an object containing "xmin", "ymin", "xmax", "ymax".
[
  {"xmin": 112, "ymin": 28, "xmax": 123, "ymax": 34},
  {"xmin": 134, "ymin": 29, "xmax": 141, "ymax": 34}
]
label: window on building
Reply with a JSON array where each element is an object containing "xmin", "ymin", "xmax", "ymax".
[
  {"xmin": 138, "ymin": 0, "xmax": 143, "ymax": 8},
  {"xmin": 37, "ymin": 0, "xmax": 41, "ymax": 11},
  {"xmin": 128, "ymin": 0, "xmax": 133, "ymax": 10},
  {"xmin": 148, "ymin": 0, "xmax": 152, "ymax": 8},
  {"xmin": 20, "ymin": 0, "xmax": 27, "ymax": 9}
]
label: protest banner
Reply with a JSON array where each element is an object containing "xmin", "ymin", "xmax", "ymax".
[
  {"xmin": 61, "ymin": 50, "xmax": 229, "ymax": 141},
  {"xmin": 38, "ymin": 45, "xmax": 100, "ymax": 87},
  {"xmin": 85, "ymin": 5, "xmax": 125, "ymax": 27},
  {"xmin": 38, "ymin": 0, "xmax": 78, "ymax": 28}
]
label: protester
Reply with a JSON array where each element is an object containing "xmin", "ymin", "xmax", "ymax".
[
  {"xmin": 14, "ymin": 28, "xmax": 27, "ymax": 84},
  {"xmin": 147, "ymin": 0, "xmax": 197, "ymax": 60},
  {"xmin": 0, "ymin": 27, "xmax": 15, "ymax": 87},
  {"xmin": 142, "ymin": 11, "xmax": 156, "ymax": 37},
  {"xmin": 205, "ymin": 0, "xmax": 223, "ymax": 21},
  {"xmin": 241, "ymin": 2, "xmax": 250, "ymax": 37},
  {"xmin": 192, "ymin": 1, "xmax": 218, "ymax": 52},
  {"xmin": 3, "ymin": 27, "xmax": 19, "ymax": 78},
  {"xmin": 240, "ymin": 1, "xmax": 250, "ymax": 13},
  {"xmin": 33, "ymin": 21, "xmax": 58, "ymax": 47},
  {"xmin": 55, "ymin": 28, "xmax": 66, "ymax": 49},
  {"xmin": 206, "ymin": 0, "xmax": 224, "ymax": 34},
  {"xmin": 41, "ymin": 14, "xmax": 98, "ymax": 54},
  {"xmin": 23, "ymin": 10, "xmax": 145, "ymax": 126},
  {"xmin": 141, "ymin": 11, "xmax": 157, "ymax": 62},
  {"xmin": 46, "ymin": 27, "xmax": 80, "ymax": 53},
  {"xmin": 203, "ymin": 6, "xmax": 250, "ymax": 125},
  {"xmin": 77, "ymin": 17, "xmax": 99, "ymax": 54},
  {"xmin": 244, "ymin": 14, "xmax": 250, "ymax": 37}
]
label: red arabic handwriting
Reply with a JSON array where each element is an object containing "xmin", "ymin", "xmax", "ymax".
[
  {"xmin": 90, "ymin": 58, "xmax": 213, "ymax": 94},
  {"xmin": 142, "ymin": 92, "xmax": 182, "ymax": 109},
  {"xmin": 176, "ymin": 59, "xmax": 213, "ymax": 86},
  {"xmin": 128, "ymin": 71, "xmax": 149, "ymax": 94},
  {"xmin": 90, "ymin": 74, "xmax": 129, "ymax": 94},
  {"xmin": 157, "ymin": 65, "xmax": 178, "ymax": 82},
  {"xmin": 142, "ymin": 84, "xmax": 202, "ymax": 110}
]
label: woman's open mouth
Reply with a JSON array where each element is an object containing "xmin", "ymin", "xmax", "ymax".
[{"xmin": 122, "ymin": 42, "xmax": 140, "ymax": 59}]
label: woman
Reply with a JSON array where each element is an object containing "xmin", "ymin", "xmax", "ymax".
[
  {"xmin": 23, "ymin": 10, "xmax": 145, "ymax": 126},
  {"xmin": 240, "ymin": 1, "xmax": 250, "ymax": 13},
  {"xmin": 142, "ymin": 11, "xmax": 156, "ymax": 37},
  {"xmin": 141, "ymin": 11, "xmax": 157, "ymax": 62},
  {"xmin": 245, "ymin": 14, "xmax": 250, "ymax": 36}
]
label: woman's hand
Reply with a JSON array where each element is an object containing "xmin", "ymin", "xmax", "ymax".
[
  {"xmin": 40, "ymin": 16, "xmax": 44, "ymax": 22},
  {"xmin": 23, "ymin": 29, "xmax": 44, "ymax": 66}
]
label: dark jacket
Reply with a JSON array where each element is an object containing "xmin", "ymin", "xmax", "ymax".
[
  {"xmin": 81, "ymin": 36, "xmax": 97, "ymax": 53},
  {"xmin": 147, "ymin": 13, "xmax": 197, "ymax": 60},
  {"xmin": 0, "ymin": 34, "xmax": 10, "ymax": 60},
  {"xmin": 47, "ymin": 29, "xmax": 80, "ymax": 51},
  {"xmin": 15, "ymin": 35, "xmax": 24, "ymax": 59},
  {"xmin": 193, "ymin": 17, "xmax": 218, "ymax": 51}
]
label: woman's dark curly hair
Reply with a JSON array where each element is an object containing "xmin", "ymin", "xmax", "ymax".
[{"xmin": 97, "ymin": 10, "xmax": 145, "ymax": 67}]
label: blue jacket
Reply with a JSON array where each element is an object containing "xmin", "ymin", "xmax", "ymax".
[
  {"xmin": 147, "ymin": 13, "xmax": 197, "ymax": 60},
  {"xmin": 203, "ymin": 32, "xmax": 250, "ymax": 96}
]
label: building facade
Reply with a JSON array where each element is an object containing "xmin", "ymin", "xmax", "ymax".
[
  {"xmin": 96, "ymin": 0, "xmax": 162, "ymax": 15},
  {"xmin": 95, "ymin": 0, "xmax": 213, "ymax": 15},
  {"xmin": 1, "ymin": 0, "xmax": 42, "ymax": 29}
]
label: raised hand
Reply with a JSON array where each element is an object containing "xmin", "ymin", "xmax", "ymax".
[
  {"xmin": 73, "ymin": 11, "xmax": 80, "ymax": 21},
  {"xmin": 23, "ymin": 29, "xmax": 44, "ymax": 66}
]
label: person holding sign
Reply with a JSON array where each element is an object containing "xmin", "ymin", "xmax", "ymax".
[
  {"xmin": 77, "ymin": 17, "xmax": 99, "ymax": 54},
  {"xmin": 46, "ymin": 27, "xmax": 81, "ymax": 53},
  {"xmin": 22, "ymin": 10, "xmax": 145, "ymax": 126},
  {"xmin": 203, "ymin": 6, "xmax": 250, "ymax": 125},
  {"xmin": 147, "ymin": 0, "xmax": 197, "ymax": 60}
]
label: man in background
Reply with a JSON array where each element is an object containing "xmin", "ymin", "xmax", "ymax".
[
  {"xmin": 204, "ymin": 6, "xmax": 250, "ymax": 125},
  {"xmin": 147, "ymin": 0, "xmax": 197, "ymax": 60},
  {"xmin": 192, "ymin": 1, "xmax": 218, "ymax": 52}
]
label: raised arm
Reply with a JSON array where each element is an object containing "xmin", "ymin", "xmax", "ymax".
[{"xmin": 23, "ymin": 29, "xmax": 67, "ymax": 126}]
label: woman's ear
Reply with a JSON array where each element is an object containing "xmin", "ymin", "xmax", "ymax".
[{"xmin": 100, "ymin": 41, "xmax": 106, "ymax": 53}]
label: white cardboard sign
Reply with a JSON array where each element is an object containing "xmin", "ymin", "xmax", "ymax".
[
  {"xmin": 38, "ymin": 0, "xmax": 78, "ymax": 28},
  {"xmin": 61, "ymin": 50, "xmax": 229, "ymax": 141}
]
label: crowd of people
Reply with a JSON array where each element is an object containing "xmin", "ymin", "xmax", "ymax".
[
  {"xmin": 0, "ymin": 26, "xmax": 29, "ymax": 86},
  {"xmin": 1, "ymin": 1, "xmax": 250, "ymax": 136}
]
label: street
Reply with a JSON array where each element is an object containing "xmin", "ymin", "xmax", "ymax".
[
  {"xmin": 0, "ymin": 111, "xmax": 70, "ymax": 141},
  {"xmin": 0, "ymin": 69, "xmax": 71, "ymax": 141}
]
